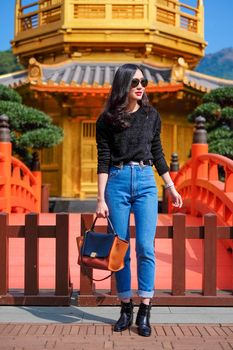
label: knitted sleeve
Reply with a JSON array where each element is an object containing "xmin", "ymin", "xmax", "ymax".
[
  {"xmin": 96, "ymin": 117, "xmax": 111, "ymax": 174},
  {"xmin": 151, "ymin": 111, "xmax": 170, "ymax": 176}
]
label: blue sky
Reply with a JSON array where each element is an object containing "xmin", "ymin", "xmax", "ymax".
[{"xmin": 0, "ymin": 0, "xmax": 232, "ymax": 54}]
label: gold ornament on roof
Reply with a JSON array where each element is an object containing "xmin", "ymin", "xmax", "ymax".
[
  {"xmin": 171, "ymin": 57, "xmax": 188, "ymax": 83},
  {"xmin": 28, "ymin": 58, "xmax": 42, "ymax": 84}
]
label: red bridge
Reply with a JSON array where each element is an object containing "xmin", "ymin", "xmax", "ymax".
[
  {"xmin": 167, "ymin": 116, "xmax": 233, "ymax": 252},
  {"xmin": 0, "ymin": 115, "xmax": 41, "ymax": 213}
]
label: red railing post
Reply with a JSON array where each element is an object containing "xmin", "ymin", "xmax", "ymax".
[
  {"xmin": 172, "ymin": 213, "xmax": 186, "ymax": 295},
  {"xmin": 0, "ymin": 115, "xmax": 12, "ymax": 212},
  {"xmin": 191, "ymin": 116, "xmax": 208, "ymax": 216},
  {"xmin": 203, "ymin": 213, "xmax": 217, "ymax": 296},
  {"xmin": 80, "ymin": 214, "xmax": 95, "ymax": 296},
  {"xmin": 164, "ymin": 153, "xmax": 179, "ymax": 213},
  {"xmin": 0, "ymin": 213, "xmax": 9, "ymax": 295},
  {"xmin": 55, "ymin": 213, "xmax": 70, "ymax": 296},
  {"xmin": 110, "ymin": 274, "xmax": 117, "ymax": 295},
  {"xmin": 41, "ymin": 183, "xmax": 50, "ymax": 212},
  {"xmin": 25, "ymin": 213, "xmax": 39, "ymax": 295},
  {"xmin": 225, "ymin": 171, "xmax": 233, "ymax": 193},
  {"xmin": 31, "ymin": 151, "xmax": 42, "ymax": 212}
]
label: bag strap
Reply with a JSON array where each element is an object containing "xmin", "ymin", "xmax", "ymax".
[
  {"xmin": 90, "ymin": 216, "xmax": 116, "ymax": 234},
  {"xmin": 81, "ymin": 265, "xmax": 114, "ymax": 281}
]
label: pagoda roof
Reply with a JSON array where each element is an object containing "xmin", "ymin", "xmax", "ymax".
[
  {"xmin": 0, "ymin": 70, "xmax": 28, "ymax": 88},
  {"xmin": 28, "ymin": 61, "xmax": 181, "ymax": 93},
  {"xmin": 184, "ymin": 70, "xmax": 233, "ymax": 92},
  {"xmin": 0, "ymin": 60, "xmax": 232, "ymax": 94}
]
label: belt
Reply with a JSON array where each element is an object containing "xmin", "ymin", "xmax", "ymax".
[{"xmin": 112, "ymin": 160, "xmax": 153, "ymax": 167}]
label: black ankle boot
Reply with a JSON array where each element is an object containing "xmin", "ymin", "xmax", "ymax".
[
  {"xmin": 113, "ymin": 300, "xmax": 134, "ymax": 332},
  {"xmin": 135, "ymin": 302, "xmax": 152, "ymax": 337}
]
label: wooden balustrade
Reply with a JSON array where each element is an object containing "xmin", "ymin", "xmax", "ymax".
[
  {"xmin": 0, "ymin": 212, "xmax": 72, "ymax": 305},
  {"xmin": 156, "ymin": 0, "xmax": 198, "ymax": 32},
  {"xmin": 77, "ymin": 213, "xmax": 233, "ymax": 306},
  {"xmin": 196, "ymin": 153, "xmax": 233, "ymax": 192},
  {"xmin": 17, "ymin": 0, "xmax": 200, "ymax": 33},
  {"xmin": 18, "ymin": 0, "xmax": 62, "ymax": 32}
]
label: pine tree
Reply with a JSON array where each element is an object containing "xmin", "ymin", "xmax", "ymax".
[
  {"xmin": 188, "ymin": 87, "xmax": 233, "ymax": 159},
  {"xmin": 0, "ymin": 84, "xmax": 63, "ymax": 167}
]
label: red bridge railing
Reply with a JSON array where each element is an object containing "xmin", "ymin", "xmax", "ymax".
[
  {"xmin": 77, "ymin": 213, "xmax": 233, "ymax": 306},
  {"xmin": 168, "ymin": 117, "xmax": 233, "ymax": 230},
  {"xmin": 0, "ymin": 114, "xmax": 42, "ymax": 213},
  {"xmin": 173, "ymin": 153, "xmax": 233, "ymax": 225},
  {"xmin": 0, "ymin": 212, "xmax": 72, "ymax": 305}
]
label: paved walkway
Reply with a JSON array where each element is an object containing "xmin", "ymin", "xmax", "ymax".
[
  {"xmin": 0, "ymin": 303, "xmax": 232, "ymax": 350},
  {"xmin": 0, "ymin": 322, "xmax": 233, "ymax": 350}
]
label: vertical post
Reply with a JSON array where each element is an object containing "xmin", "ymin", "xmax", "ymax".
[
  {"xmin": 55, "ymin": 213, "xmax": 69, "ymax": 295},
  {"xmin": 148, "ymin": 0, "xmax": 156, "ymax": 28},
  {"xmin": 62, "ymin": 0, "xmax": 68, "ymax": 27},
  {"xmin": 164, "ymin": 153, "xmax": 179, "ymax": 213},
  {"xmin": 203, "ymin": 214, "xmax": 217, "ymax": 296},
  {"xmin": 80, "ymin": 214, "xmax": 95, "ymax": 295},
  {"xmin": 175, "ymin": 0, "xmax": 180, "ymax": 28},
  {"xmin": 31, "ymin": 151, "xmax": 42, "ymax": 212},
  {"xmin": 191, "ymin": 116, "xmax": 208, "ymax": 216},
  {"xmin": 41, "ymin": 184, "xmax": 50, "ymax": 212},
  {"xmin": 105, "ymin": 3, "xmax": 112, "ymax": 20},
  {"xmin": 172, "ymin": 213, "xmax": 186, "ymax": 296},
  {"xmin": 0, "ymin": 213, "xmax": 9, "ymax": 295},
  {"xmin": 110, "ymin": 274, "xmax": 117, "ymax": 295},
  {"xmin": 0, "ymin": 115, "xmax": 12, "ymax": 213},
  {"xmin": 38, "ymin": 0, "xmax": 42, "ymax": 27},
  {"xmin": 197, "ymin": 0, "xmax": 204, "ymax": 37},
  {"xmin": 14, "ymin": 0, "xmax": 21, "ymax": 35},
  {"xmin": 225, "ymin": 172, "xmax": 233, "ymax": 193},
  {"xmin": 25, "ymin": 213, "xmax": 39, "ymax": 295}
]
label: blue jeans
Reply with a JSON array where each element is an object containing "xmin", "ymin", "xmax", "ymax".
[{"xmin": 105, "ymin": 164, "xmax": 158, "ymax": 299}]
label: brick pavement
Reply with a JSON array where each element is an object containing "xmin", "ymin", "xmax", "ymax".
[{"xmin": 0, "ymin": 323, "xmax": 232, "ymax": 350}]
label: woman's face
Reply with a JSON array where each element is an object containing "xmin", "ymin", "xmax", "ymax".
[{"xmin": 128, "ymin": 69, "xmax": 146, "ymax": 102}]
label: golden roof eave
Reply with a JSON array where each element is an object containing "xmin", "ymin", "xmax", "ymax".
[{"xmin": 30, "ymin": 83, "xmax": 184, "ymax": 94}]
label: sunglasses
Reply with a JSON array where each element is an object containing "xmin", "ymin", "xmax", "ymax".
[{"xmin": 131, "ymin": 78, "xmax": 148, "ymax": 88}]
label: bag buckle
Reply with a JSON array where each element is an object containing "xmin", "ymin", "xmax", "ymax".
[{"xmin": 90, "ymin": 252, "xmax": 97, "ymax": 258}]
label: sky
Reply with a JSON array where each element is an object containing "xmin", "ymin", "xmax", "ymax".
[{"xmin": 0, "ymin": 0, "xmax": 232, "ymax": 54}]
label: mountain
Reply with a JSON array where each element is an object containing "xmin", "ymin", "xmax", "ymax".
[
  {"xmin": 0, "ymin": 49, "xmax": 24, "ymax": 75},
  {"xmin": 195, "ymin": 47, "xmax": 233, "ymax": 80}
]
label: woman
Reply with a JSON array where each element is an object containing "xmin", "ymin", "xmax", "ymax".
[{"xmin": 96, "ymin": 64, "xmax": 182, "ymax": 337}]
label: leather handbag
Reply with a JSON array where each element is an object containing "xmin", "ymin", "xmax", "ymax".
[{"xmin": 77, "ymin": 216, "xmax": 129, "ymax": 274}]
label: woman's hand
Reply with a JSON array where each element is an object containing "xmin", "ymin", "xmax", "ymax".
[
  {"xmin": 167, "ymin": 186, "xmax": 183, "ymax": 208},
  {"xmin": 96, "ymin": 198, "xmax": 109, "ymax": 218}
]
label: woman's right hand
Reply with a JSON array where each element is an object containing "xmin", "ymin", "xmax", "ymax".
[{"xmin": 96, "ymin": 199, "xmax": 109, "ymax": 218}]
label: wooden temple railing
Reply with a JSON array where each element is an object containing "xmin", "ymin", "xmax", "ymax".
[
  {"xmin": 16, "ymin": 0, "xmax": 63, "ymax": 32},
  {"xmin": 0, "ymin": 115, "xmax": 43, "ymax": 213},
  {"xmin": 15, "ymin": 0, "xmax": 202, "ymax": 35},
  {"xmin": 156, "ymin": 0, "xmax": 200, "ymax": 33},
  {"xmin": 77, "ymin": 213, "xmax": 233, "ymax": 306},
  {"xmin": 0, "ymin": 212, "xmax": 72, "ymax": 305}
]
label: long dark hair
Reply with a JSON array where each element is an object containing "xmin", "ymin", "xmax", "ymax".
[{"xmin": 102, "ymin": 64, "xmax": 150, "ymax": 129}]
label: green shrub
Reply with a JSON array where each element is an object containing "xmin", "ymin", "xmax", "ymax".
[
  {"xmin": 0, "ymin": 84, "xmax": 64, "ymax": 168},
  {"xmin": 189, "ymin": 87, "xmax": 233, "ymax": 159}
]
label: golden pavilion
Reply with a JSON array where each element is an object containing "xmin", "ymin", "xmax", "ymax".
[{"xmin": 1, "ymin": 0, "xmax": 233, "ymax": 200}]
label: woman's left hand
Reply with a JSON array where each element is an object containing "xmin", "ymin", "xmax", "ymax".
[{"xmin": 167, "ymin": 186, "xmax": 183, "ymax": 208}]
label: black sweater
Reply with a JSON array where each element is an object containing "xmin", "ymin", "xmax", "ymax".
[{"xmin": 96, "ymin": 105, "xmax": 169, "ymax": 176}]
